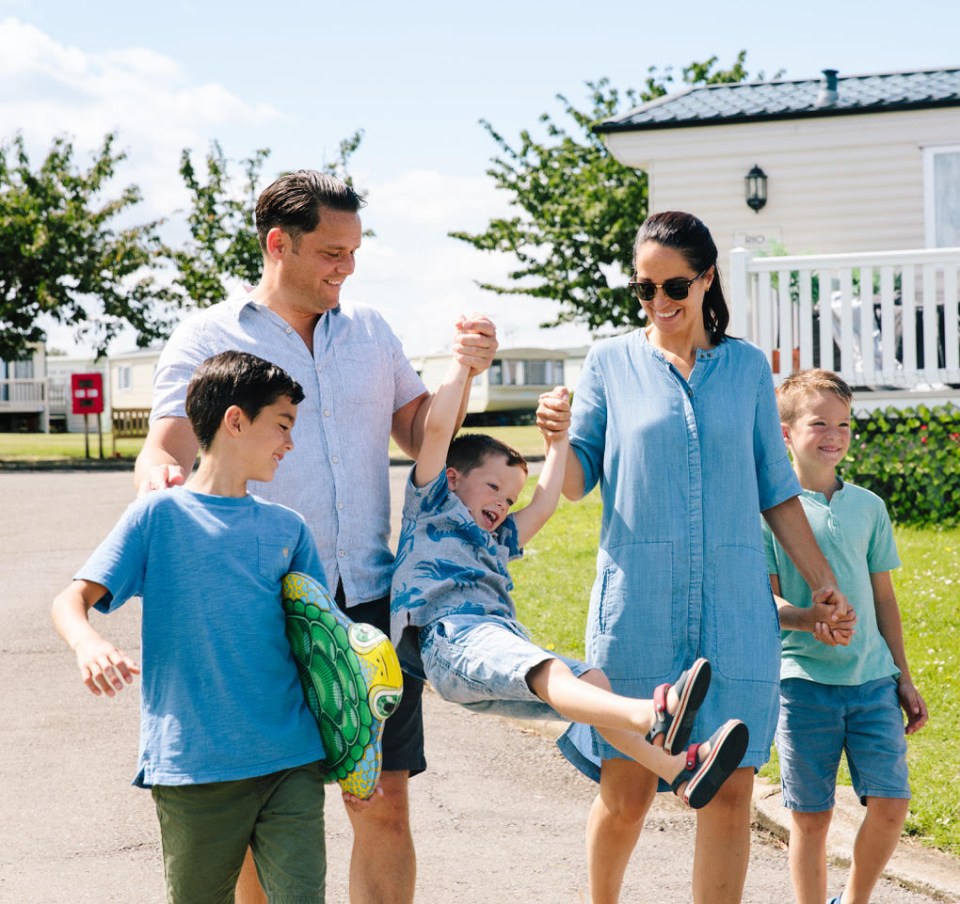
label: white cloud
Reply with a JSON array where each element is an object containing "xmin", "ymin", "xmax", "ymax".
[
  {"xmin": 6, "ymin": 19, "xmax": 593, "ymax": 360},
  {"xmin": 0, "ymin": 17, "xmax": 279, "ymax": 217},
  {"xmin": 349, "ymin": 169, "xmax": 593, "ymax": 357}
]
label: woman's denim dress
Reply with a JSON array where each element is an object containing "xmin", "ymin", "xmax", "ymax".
[{"xmin": 558, "ymin": 331, "xmax": 801, "ymax": 780}]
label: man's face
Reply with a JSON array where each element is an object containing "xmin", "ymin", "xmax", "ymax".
[
  {"xmin": 275, "ymin": 207, "xmax": 362, "ymax": 314},
  {"xmin": 446, "ymin": 454, "xmax": 527, "ymax": 532}
]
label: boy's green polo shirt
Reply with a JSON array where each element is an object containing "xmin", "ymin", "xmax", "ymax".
[{"xmin": 763, "ymin": 480, "xmax": 900, "ymax": 686}]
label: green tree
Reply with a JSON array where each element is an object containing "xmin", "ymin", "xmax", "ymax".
[
  {"xmin": 451, "ymin": 53, "xmax": 756, "ymax": 332},
  {"xmin": 0, "ymin": 133, "xmax": 176, "ymax": 361},
  {"xmin": 170, "ymin": 130, "xmax": 368, "ymax": 307}
]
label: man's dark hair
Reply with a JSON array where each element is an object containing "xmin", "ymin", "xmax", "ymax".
[
  {"xmin": 446, "ymin": 433, "xmax": 528, "ymax": 476},
  {"xmin": 255, "ymin": 170, "xmax": 365, "ymax": 251},
  {"xmin": 185, "ymin": 351, "xmax": 305, "ymax": 450}
]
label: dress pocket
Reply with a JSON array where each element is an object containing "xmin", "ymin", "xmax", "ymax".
[
  {"xmin": 587, "ymin": 541, "xmax": 675, "ymax": 681},
  {"xmin": 708, "ymin": 544, "xmax": 780, "ymax": 684}
]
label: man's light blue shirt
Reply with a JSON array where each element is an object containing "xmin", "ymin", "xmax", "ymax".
[{"xmin": 152, "ymin": 294, "xmax": 427, "ymax": 605}]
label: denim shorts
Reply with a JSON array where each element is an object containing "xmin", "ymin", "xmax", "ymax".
[
  {"xmin": 776, "ymin": 676, "xmax": 910, "ymax": 812},
  {"xmin": 420, "ymin": 614, "xmax": 594, "ymax": 720},
  {"xmin": 339, "ymin": 591, "xmax": 426, "ymax": 776},
  {"xmin": 152, "ymin": 762, "xmax": 325, "ymax": 903}
]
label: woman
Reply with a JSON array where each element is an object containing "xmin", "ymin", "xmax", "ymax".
[{"xmin": 539, "ymin": 212, "xmax": 847, "ymax": 903}]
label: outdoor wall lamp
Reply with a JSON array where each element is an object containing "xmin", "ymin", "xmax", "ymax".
[{"xmin": 745, "ymin": 165, "xmax": 768, "ymax": 213}]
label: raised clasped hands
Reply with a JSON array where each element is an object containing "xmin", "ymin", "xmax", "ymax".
[
  {"xmin": 453, "ymin": 313, "xmax": 498, "ymax": 376},
  {"xmin": 536, "ymin": 385, "xmax": 571, "ymax": 438}
]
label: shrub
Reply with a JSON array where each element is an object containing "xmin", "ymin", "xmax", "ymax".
[{"xmin": 847, "ymin": 405, "xmax": 960, "ymax": 526}]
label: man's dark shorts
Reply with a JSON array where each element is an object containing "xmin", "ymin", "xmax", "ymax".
[{"xmin": 336, "ymin": 588, "xmax": 426, "ymax": 777}]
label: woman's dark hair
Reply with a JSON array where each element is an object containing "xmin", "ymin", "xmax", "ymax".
[
  {"xmin": 447, "ymin": 433, "xmax": 528, "ymax": 476},
  {"xmin": 185, "ymin": 351, "xmax": 305, "ymax": 450},
  {"xmin": 255, "ymin": 170, "xmax": 366, "ymax": 251},
  {"xmin": 634, "ymin": 211, "xmax": 730, "ymax": 343}
]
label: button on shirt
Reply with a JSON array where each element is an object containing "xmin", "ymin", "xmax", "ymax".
[{"xmin": 151, "ymin": 294, "xmax": 427, "ymax": 605}]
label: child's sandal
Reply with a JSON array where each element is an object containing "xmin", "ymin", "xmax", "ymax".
[
  {"xmin": 671, "ymin": 719, "xmax": 749, "ymax": 809},
  {"xmin": 646, "ymin": 657, "xmax": 711, "ymax": 755}
]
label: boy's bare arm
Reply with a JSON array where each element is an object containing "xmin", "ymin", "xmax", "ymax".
[
  {"xmin": 412, "ymin": 359, "xmax": 472, "ymax": 488},
  {"xmin": 872, "ymin": 570, "xmax": 928, "ymax": 734},
  {"xmin": 396, "ymin": 314, "xmax": 498, "ymax": 460},
  {"xmin": 514, "ymin": 387, "xmax": 570, "ymax": 548},
  {"xmin": 52, "ymin": 580, "xmax": 140, "ymax": 697},
  {"xmin": 763, "ymin": 497, "xmax": 852, "ymax": 616}
]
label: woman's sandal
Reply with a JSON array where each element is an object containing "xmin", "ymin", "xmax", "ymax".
[
  {"xmin": 646, "ymin": 657, "xmax": 711, "ymax": 755},
  {"xmin": 671, "ymin": 719, "xmax": 750, "ymax": 809}
]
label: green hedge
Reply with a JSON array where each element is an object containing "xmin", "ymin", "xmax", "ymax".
[{"xmin": 847, "ymin": 405, "xmax": 960, "ymax": 526}]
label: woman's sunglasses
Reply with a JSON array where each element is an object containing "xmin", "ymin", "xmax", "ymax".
[{"xmin": 628, "ymin": 267, "xmax": 709, "ymax": 303}]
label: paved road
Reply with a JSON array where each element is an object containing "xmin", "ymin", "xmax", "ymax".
[{"xmin": 0, "ymin": 468, "xmax": 946, "ymax": 903}]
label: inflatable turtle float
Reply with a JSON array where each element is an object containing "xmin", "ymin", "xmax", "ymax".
[{"xmin": 282, "ymin": 571, "xmax": 403, "ymax": 799}]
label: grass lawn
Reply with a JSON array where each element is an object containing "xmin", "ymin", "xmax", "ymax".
[
  {"xmin": 0, "ymin": 431, "xmax": 145, "ymax": 460},
  {"xmin": 510, "ymin": 480, "xmax": 960, "ymax": 855}
]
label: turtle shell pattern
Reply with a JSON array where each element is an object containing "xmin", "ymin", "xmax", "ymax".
[{"xmin": 282, "ymin": 572, "xmax": 403, "ymax": 799}]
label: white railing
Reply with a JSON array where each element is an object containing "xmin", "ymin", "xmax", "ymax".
[
  {"xmin": 0, "ymin": 378, "xmax": 47, "ymax": 407},
  {"xmin": 0, "ymin": 378, "xmax": 69, "ymax": 432},
  {"xmin": 729, "ymin": 247, "xmax": 960, "ymax": 391}
]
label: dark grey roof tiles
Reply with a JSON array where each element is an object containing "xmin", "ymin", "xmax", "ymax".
[{"xmin": 597, "ymin": 67, "xmax": 960, "ymax": 132}]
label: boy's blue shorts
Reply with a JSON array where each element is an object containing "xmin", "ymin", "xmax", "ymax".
[
  {"xmin": 420, "ymin": 614, "xmax": 594, "ymax": 720},
  {"xmin": 776, "ymin": 676, "xmax": 910, "ymax": 812}
]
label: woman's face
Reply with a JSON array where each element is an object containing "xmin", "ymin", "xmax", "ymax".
[{"xmin": 633, "ymin": 241, "xmax": 713, "ymax": 343}]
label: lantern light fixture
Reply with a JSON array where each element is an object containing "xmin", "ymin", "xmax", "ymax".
[{"xmin": 745, "ymin": 164, "xmax": 768, "ymax": 213}]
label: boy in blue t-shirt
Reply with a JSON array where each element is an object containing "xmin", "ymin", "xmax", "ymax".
[
  {"xmin": 52, "ymin": 351, "xmax": 331, "ymax": 903},
  {"xmin": 764, "ymin": 369, "xmax": 928, "ymax": 904},
  {"xmin": 391, "ymin": 356, "xmax": 750, "ymax": 814}
]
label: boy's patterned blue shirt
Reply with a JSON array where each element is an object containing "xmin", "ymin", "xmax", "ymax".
[{"xmin": 390, "ymin": 467, "xmax": 522, "ymax": 648}]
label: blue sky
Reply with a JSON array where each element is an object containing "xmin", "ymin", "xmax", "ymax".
[{"xmin": 1, "ymin": 0, "xmax": 958, "ymax": 356}]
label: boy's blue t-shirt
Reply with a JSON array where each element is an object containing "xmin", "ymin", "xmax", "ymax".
[
  {"xmin": 78, "ymin": 487, "xmax": 326, "ymax": 787},
  {"xmin": 390, "ymin": 468, "xmax": 522, "ymax": 648},
  {"xmin": 763, "ymin": 479, "xmax": 900, "ymax": 686}
]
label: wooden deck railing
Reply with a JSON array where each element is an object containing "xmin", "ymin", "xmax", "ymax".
[{"xmin": 111, "ymin": 407, "xmax": 151, "ymax": 455}]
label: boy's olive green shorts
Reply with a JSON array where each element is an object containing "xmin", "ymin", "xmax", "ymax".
[{"xmin": 152, "ymin": 761, "xmax": 326, "ymax": 903}]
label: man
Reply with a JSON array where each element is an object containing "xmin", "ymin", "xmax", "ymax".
[{"xmin": 136, "ymin": 169, "xmax": 497, "ymax": 903}]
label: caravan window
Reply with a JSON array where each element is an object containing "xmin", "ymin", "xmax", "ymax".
[{"xmin": 924, "ymin": 145, "xmax": 960, "ymax": 247}]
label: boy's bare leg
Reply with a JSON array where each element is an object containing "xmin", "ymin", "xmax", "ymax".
[
  {"xmin": 843, "ymin": 797, "xmax": 909, "ymax": 904},
  {"xmin": 235, "ymin": 848, "xmax": 267, "ymax": 904},
  {"xmin": 527, "ymin": 660, "xmax": 663, "ymax": 737},
  {"xmin": 788, "ymin": 809, "xmax": 832, "ymax": 904},
  {"xmin": 692, "ymin": 767, "xmax": 754, "ymax": 904},
  {"xmin": 346, "ymin": 769, "xmax": 415, "ymax": 904},
  {"xmin": 587, "ymin": 760, "xmax": 658, "ymax": 904}
]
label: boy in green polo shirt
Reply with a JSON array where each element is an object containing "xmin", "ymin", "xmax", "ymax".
[{"xmin": 763, "ymin": 369, "xmax": 928, "ymax": 904}]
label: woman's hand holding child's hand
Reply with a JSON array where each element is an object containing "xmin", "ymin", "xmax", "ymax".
[
  {"xmin": 536, "ymin": 387, "xmax": 571, "ymax": 440},
  {"xmin": 811, "ymin": 599, "xmax": 857, "ymax": 646}
]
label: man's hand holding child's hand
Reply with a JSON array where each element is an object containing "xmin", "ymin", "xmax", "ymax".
[{"xmin": 453, "ymin": 314, "xmax": 498, "ymax": 376}]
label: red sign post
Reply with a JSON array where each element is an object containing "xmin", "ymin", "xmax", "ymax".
[{"xmin": 71, "ymin": 373, "xmax": 104, "ymax": 459}]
